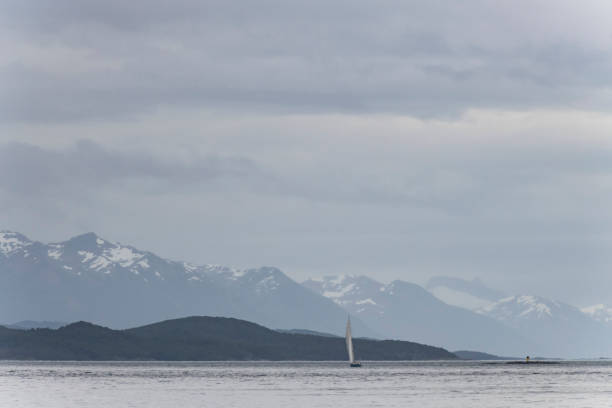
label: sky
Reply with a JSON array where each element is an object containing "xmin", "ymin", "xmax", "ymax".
[{"xmin": 2, "ymin": 0, "xmax": 612, "ymax": 306}]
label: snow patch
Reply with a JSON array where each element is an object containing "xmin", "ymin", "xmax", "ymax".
[
  {"xmin": 137, "ymin": 259, "xmax": 150, "ymax": 269},
  {"xmin": 330, "ymin": 275, "xmax": 352, "ymax": 285},
  {"xmin": 47, "ymin": 249, "xmax": 62, "ymax": 260},
  {"xmin": 183, "ymin": 262, "xmax": 197, "ymax": 273},
  {"xmin": 104, "ymin": 246, "xmax": 143, "ymax": 267},
  {"xmin": 356, "ymin": 298, "xmax": 377, "ymax": 305},
  {"xmin": 323, "ymin": 283, "xmax": 355, "ymax": 299},
  {"xmin": 0, "ymin": 232, "xmax": 30, "ymax": 255},
  {"xmin": 582, "ymin": 304, "xmax": 612, "ymax": 323},
  {"xmin": 78, "ymin": 251, "xmax": 95, "ymax": 263},
  {"xmin": 256, "ymin": 275, "xmax": 280, "ymax": 293},
  {"xmin": 204, "ymin": 264, "xmax": 245, "ymax": 280},
  {"xmin": 478, "ymin": 295, "xmax": 560, "ymax": 324},
  {"xmin": 90, "ymin": 256, "xmax": 111, "ymax": 271},
  {"xmin": 515, "ymin": 295, "xmax": 552, "ymax": 317}
]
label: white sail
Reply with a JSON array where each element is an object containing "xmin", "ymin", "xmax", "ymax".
[{"xmin": 345, "ymin": 316, "xmax": 355, "ymax": 363}]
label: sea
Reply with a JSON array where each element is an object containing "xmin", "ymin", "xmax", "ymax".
[{"xmin": 2, "ymin": 361, "xmax": 612, "ymax": 407}]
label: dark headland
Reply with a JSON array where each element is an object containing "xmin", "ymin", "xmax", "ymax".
[{"xmin": 0, "ymin": 316, "xmax": 457, "ymax": 361}]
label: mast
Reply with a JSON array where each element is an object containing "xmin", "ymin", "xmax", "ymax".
[{"xmin": 345, "ymin": 316, "xmax": 355, "ymax": 363}]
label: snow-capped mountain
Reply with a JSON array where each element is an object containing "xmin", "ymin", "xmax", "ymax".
[
  {"xmin": 0, "ymin": 231, "xmax": 374, "ymax": 337},
  {"xmin": 303, "ymin": 275, "xmax": 386, "ymax": 315},
  {"xmin": 303, "ymin": 275, "xmax": 532, "ymax": 356},
  {"xmin": 477, "ymin": 295, "xmax": 577, "ymax": 327},
  {"xmin": 582, "ymin": 304, "xmax": 612, "ymax": 324},
  {"xmin": 426, "ymin": 276, "xmax": 505, "ymax": 311},
  {"xmin": 477, "ymin": 295, "xmax": 612, "ymax": 357},
  {"xmin": 305, "ymin": 275, "xmax": 612, "ymax": 357}
]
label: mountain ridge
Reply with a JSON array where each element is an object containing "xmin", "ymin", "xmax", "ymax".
[
  {"xmin": 303, "ymin": 275, "xmax": 534, "ymax": 356},
  {"xmin": 0, "ymin": 231, "xmax": 375, "ymax": 337},
  {"xmin": 0, "ymin": 316, "xmax": 456, "ymax": 361}
]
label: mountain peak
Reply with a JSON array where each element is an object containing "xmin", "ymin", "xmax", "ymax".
[
  {"xmin": 67, "ymin": 232, "xmax": 104, "ymax": 245},
  {"xmin": 58, "ymin": 321, "xmax": 114, "ymax": 334},
  {"xmin": 0, "ymin": 231, "xmax": 33, "ymax": 255},
  {"xmin": 581, "ymin": 304, "xmax": 612, "ymax": 323},
  {"xmin": 303, "ymin": 274, "xmax": 384, "ymax": 303},
  {"xmin": 477, "ymin": 294, "xmax": 572, "ymax": 324}
]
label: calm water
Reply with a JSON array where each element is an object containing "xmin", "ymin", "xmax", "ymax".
[{"xmin": 2, "ymin": 361, "xmax": 612, "ymax": 407}]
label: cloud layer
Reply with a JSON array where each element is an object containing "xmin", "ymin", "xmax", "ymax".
[{"xmin": 2, "ymin": 1, "xmax": 612, "ymax": 121}]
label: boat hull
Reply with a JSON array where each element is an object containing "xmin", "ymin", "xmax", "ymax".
[{"xmin": 350, "ymin": 362, "xmax": 362, "ymax": 367}]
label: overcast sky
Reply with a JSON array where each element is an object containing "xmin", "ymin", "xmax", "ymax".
[{"xmin": 2, "ymin": 0, "xmax": 612, "ymax": 306}]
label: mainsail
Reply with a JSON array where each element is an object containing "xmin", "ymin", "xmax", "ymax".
[{"xmin": 345, "ymin": 316, "xmax": 355, "ymax": 363}]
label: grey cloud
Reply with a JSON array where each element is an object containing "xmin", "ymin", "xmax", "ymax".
[
  {"xmin": 4, "ymin": 138, "xmax": 610, "ymax": 221},
  {"xmin": 2, "ymin": 1, "xmax": 612, "ymax": 121},
  {"xmin": 0, "ymin": 140, "xmax": 264, "ymax": 197}
]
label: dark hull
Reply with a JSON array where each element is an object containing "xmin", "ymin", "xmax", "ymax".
[{"xmin": 350, "ymin": 363, "xmax": 362, "ymax": 367}]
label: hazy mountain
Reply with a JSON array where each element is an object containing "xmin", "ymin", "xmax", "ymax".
[
  {"xmin": 453, "ymin": 350, "xmax": 514, "ymax": 360},
  {"xmin": 0, "ymin": 316, "xmax": 456, "ymax": 361},
  {"xmin": 478, "ymin": 295, "xmax": 612, "ymax": 358},
  {"xmin": 477, "ymin": 295, "xmax": 579, "ymax": 327},
  {"xmin": 581, "ymin": 304, "xmax": 612, "ymax": 324},
  {"xmin": 276, "ymin": 329, "xmax": 340, "ymax": 337},
  {"xmin": 426, "ymin": 276, "xmax": 505, "ymax": 311},
  {"xmin": 0, "ymin": 231, "xmax": 374, "ymax": 337},
  {"xmin": 302, "ymin": 275, "xmax": 533, "ymax": 356},
  {"xmin": 3, "ymin": 320, "xmax": 66, "ymax": 330}
]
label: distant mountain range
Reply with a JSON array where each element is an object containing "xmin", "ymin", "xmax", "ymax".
[
  {"xmin": 0, "ymin": 231, "xmax": 374, "ymax": 338},
  {"xmin": 476, "ymin": 295, "xmax": 611, "ymax": 357},
  {"xmin": 453, "ymin": 350, "xmax": 515, "ymax": 361},
  {"xmin": 302, "ymin": 275, "xmax": 532, "ymax": 356},
  {"xmin": 2, "ymin": 320, "xmax": 66, "ymax": 330},
  {"xmin": 2, "ymin": 230, "xmax": 611, "ymax": 358},
  {"xmin": 0, "ymin": 316, "xmax": 456, "ymax": 361},
  {"xmin": 425, "ymin": 276, "xmax": 612, "ymax": 357},
  {"xmin": 581, "ymin": 304, "xmax": 612, "ymax": 323}
]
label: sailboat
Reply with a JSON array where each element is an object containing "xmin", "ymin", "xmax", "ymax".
[{"xmin": 345, "ymin": 316, "xmax": 361, "ymax": 367}]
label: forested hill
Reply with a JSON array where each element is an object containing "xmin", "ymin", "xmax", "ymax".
[{"xmin": 0, "ymin": 316, "xmax": 456, "ymax": 361}]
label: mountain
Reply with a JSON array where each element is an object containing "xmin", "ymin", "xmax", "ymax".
[
  {"xmin": 276, "ymin": 329, "xmax": 340, "ymax": 337},
  {"xmin": 478, "ymin": 295, "xmax": 612, "ymax": 358},
  {"xmin": 477, "ymin": 295, "xmax": 579, "ymax": 327},
  {"xmin": 426, "ymin": 276, "xmax": 505, "ymax": 311},
  {"xmin": 581, "ymin": 304, "xmax": 612, "ymax": 324},
  {"xmin": 0, "ymin": 231, "xmax": 374, "ymax": 337},
  {"xmin": 3, "ymin": 320, "xmax": 66, "ymax": 330},
  {"xmin": 0, "ymin": 316, "xmax": 457, "ymax": 361},
  {"xmin": 453, "ymin": 350, "xmax": 514, "ymax": 360},
  {"xmin": 302, "ymin": 275, "xmax": 533, "ymax": 356}
]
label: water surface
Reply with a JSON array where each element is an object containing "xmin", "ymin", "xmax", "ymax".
[{"xmin": 2, "ymin": 361, "xmax": 611, "ymax": 407}]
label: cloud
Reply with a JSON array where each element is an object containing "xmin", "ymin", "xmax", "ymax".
[
  {"xmin": 2, "ymin": 1, "xmax": 612, "ymax": 122},
  {"xmin": 0, "ymin": 140, "xmax": 265, "ymax": 198}
]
